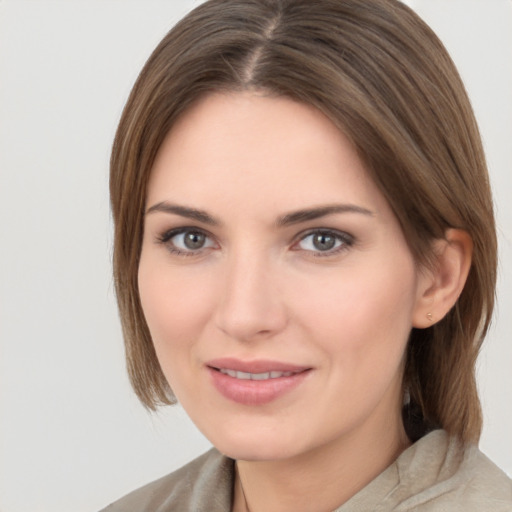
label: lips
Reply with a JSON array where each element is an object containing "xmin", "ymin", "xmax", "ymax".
[
  {"xmin": 218, "ymin": 369, "xmax": 297, "ymax": 380},
  {"xmin": 207, "ymin": 357, "xmax": 309, "ymax": 374},
  {"xmin": 206, "ymin": 358, "xmax": 311, "ymax": 405}
]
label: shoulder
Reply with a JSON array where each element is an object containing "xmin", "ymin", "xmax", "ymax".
[
  {"xmin": 451, "ymin": 445, "xmax": 512, "ymax": 510},
  {"xmin": 99, "ymin": 448, "xmax": 234, "ymax": 512},
  {"xmin": 395, "ymin": 430, "xmax": 512, "ymax": 511}
]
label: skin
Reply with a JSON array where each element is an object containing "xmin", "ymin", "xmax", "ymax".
[{"xmin": 138, "ymin": 92, "xmax": 469, "ymax": 511}]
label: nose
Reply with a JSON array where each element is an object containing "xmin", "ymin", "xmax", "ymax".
[{"xmin": 214, "ymin": 251, "xmax": 288, "ymax": 342}]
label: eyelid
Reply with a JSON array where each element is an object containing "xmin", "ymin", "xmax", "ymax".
[
  {"xmin": 154, "ymin": 225, "xmax": 354, "ymax": 258},
  {"xmin": 156, "ymin": 226, "xmax": 210, "ymax": 243},
  {"xmin": 156, "ymin": 226, "xmax": 218, "ymax": 255},
  {"xmin": 291, "ymin": 228, "xmax": 355, "ymax": 256}
]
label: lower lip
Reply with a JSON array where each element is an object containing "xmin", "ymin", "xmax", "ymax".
[{"xmin": 207, "ymin": 367, "xmax": 311, "ymax": 405}]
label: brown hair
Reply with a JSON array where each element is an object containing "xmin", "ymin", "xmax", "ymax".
[{"xmin": 110, "ymin": 0, "xmax": 497, "ymax": 443}]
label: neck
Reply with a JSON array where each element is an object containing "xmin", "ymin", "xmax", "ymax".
[{"xmin": 233, "ymin": 412, "xmax": 410, "ymax": 512}]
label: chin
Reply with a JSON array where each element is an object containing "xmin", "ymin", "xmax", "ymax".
[
  {"xmin": 208, "ymin": 428, "xmax": 302, "ymax": 462},
  {"xmin": 220, "ymin": 443, "xmax": 296, "ymax": 462}
]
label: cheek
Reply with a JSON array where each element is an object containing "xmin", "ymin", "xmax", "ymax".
[
  {"xmin": 137, "ymin": 262, "xmax": 216, "ymax": 400},
  {"xmin": 293, "ymin": 255, "xmax": 418, "ymax": 367},
  {"xmin": 138, "ymin": 260, "xmax": 215, "ymax": 356}
]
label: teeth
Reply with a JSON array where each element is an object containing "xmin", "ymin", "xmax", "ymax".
[
  {"xmin": 271, "ymin": 371, "xmax": 291, "ymax": 378},
  {"xmin": 251, "ymin": 372, "xmax": 270, "ymax": 380},
  {"xmin": 219, "ymin": 369, "xmax": 295, "ymax": 380}
]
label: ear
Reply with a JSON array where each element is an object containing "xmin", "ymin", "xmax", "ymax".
[{"xmin": 412, "ymin": 229, "xmax": 473, "ymax": 328}]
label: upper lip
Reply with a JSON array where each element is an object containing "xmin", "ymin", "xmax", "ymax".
[{"xmin": 206, "ymin": 357, "xmax": 310, "ymax": 374}]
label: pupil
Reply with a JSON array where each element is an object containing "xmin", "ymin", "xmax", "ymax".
[
  {"xmin": 184, "ymin": 231, "xmax": 205, "ymax": 249},
  {"xmin": 313, "ymin": 233, "xmax": 335, "ymax": 251}
]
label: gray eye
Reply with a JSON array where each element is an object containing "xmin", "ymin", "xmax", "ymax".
[
  {"xmin": 169, "ymin": 230, "xmax": 214, "ymax": 252},
  {"xmin": 298, "ymin": 232, "xmax": 342, "ymax": 252},
  {"xmin": 183, "ymin": 231, "xmax": 206, "ymax": 250},
  {"xmin": 312, "ymin": 233, "xmax": 336, "ymax": 251}
]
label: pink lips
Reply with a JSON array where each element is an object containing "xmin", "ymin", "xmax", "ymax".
[{"xmin": 206, "ymin": 358, "xmax": 311, "ymax": 405}]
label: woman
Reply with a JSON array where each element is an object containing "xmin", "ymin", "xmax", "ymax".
[{"xmin": 102, "ymin": 0, "xmax": 511, "ymax": 510}]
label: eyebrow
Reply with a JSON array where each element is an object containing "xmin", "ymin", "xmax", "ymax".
[
  {"xmin": 276, "ymin": 204, "xmax": 374, "ymax": 226},
  {"xmin": 145, "ymin": 202, "xmax": 220, "ymax": 225},
  {"xmin": 145, "ymin": 201, "xmax": 374, "ymax": 226}
]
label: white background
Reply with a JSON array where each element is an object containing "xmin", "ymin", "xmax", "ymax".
[{"xmin": 0, "ymin": 1, "xmax": 510, "ymax": 511}]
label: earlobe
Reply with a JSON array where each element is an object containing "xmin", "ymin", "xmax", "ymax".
[{"xmin": 412, "ymin": 229, "xmax": 473, "ymax": 329}]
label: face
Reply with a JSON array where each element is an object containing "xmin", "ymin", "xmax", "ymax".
[{"xmin": 138, "ymin": 92, "xmax": 428, "ymax": 462}]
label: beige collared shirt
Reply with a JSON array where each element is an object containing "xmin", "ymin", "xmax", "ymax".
[{"xmin": 100, "ymin": 430, "xmax": 512, "ymax": 511}]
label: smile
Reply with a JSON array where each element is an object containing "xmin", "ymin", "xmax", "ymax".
[
  {"xmin": 206, "ymin": 359, "xmax": 312, "ymax": 405},
  {"xmin": 218, "ymin": 369, "xmax": 297, "ymax": 380}
]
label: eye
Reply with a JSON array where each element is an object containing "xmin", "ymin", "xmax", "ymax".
[
  {"xmin": 293, "ymin": 229, "xmax": 353, "ymax": 256},
  {"xmin": 157, "ymin": 228, "xmax": 216, "ymax": 255}
]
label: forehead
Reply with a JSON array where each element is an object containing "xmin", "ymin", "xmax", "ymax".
[{"xmin": 147, "ymin": 92, "xmax": 389, "ymax": 218}]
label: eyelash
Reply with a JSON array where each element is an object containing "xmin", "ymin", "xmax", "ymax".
[
  {"xmin": 292, "ymin": 229, "xmax": 354, "ymax": 258},
  {"xmin": 156, "ymin": 227, "xmax": 216, "ymax": 257},
  {"xmin": 155, "ymin": 227, "xmax": 354, "ymax": 258}
]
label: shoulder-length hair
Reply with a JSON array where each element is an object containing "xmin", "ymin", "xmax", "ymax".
[{"xmin": 110, "ymin": 0, "xmax": 497, "ymax": 443}]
